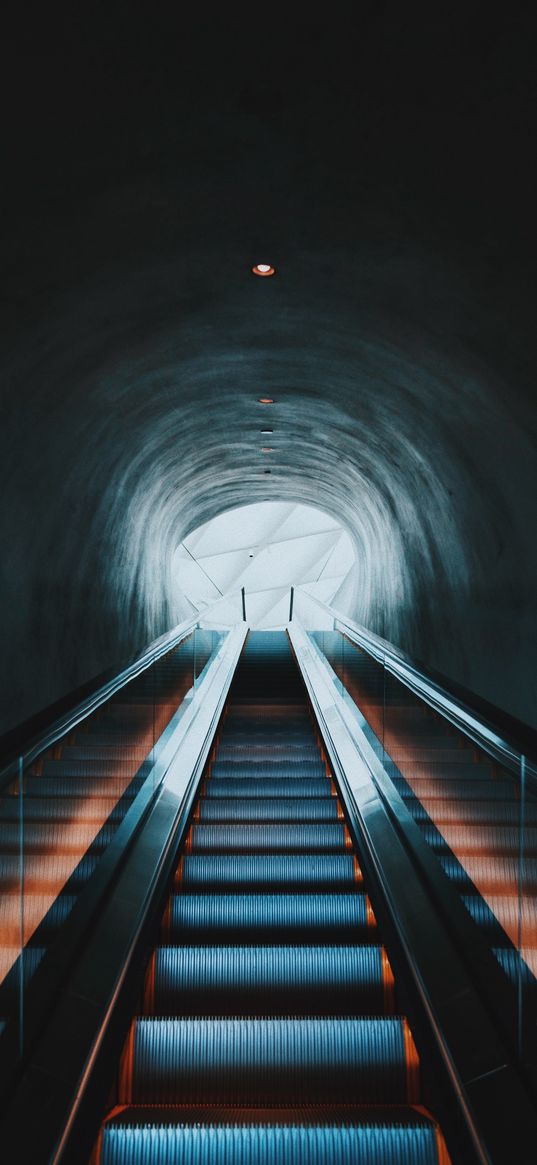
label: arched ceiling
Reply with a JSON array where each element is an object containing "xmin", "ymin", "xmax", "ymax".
[{"xmin": 1, "ymin": 8, "xmax": 537, "ymax": 734}]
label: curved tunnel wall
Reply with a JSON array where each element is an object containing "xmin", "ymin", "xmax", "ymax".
[
  {"xmin": 1, "ymin": 10, "xmax": 537, "ymax": 739},
  {"xmin": 1, "ymin": 243, "xmax": 536, "ymax": 737}
]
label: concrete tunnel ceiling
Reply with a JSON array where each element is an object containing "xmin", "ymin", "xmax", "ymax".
[{"xmin": 1, "ymin": 7, "xmax": 537, "ymax": 736}]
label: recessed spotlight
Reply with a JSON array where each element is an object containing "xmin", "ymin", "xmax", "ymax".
[
  {"xmin": 252, "ymin": 263, "xmax": 275, "ymax": 277},
  {"xmin": 258, "ymin": 397, "xmax": 274, "ymax": 404},
  {"xmin": 261, "ymin": 447, "xmax": 273, "ymax": 453},
  {"xmin": 260, "ymin": 428, "xmax": 273, "ymax": 434}
]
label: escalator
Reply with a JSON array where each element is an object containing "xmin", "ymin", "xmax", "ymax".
[
  {"xmin": 323, "ymin": 640, "xmax": 537, "ymax": 987},
  {"xmin": 92, "ymin": 632, "xmax": 450, "ymax": 1164}
]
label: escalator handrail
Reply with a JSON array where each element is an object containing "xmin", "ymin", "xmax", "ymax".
[
  {"xmin": 0, "ymin": 594, "xmax": 239, "ymax": 787},
  {"xmin": 292, "ymin": 586, "xmax": 537, "ymax": 778}
]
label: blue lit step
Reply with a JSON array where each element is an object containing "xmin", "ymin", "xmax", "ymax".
[
  {"xmin": 420, "ymin": 822, "xmax": 537, "ymax": 856},
  {"xmin": 0, "ymin": 820, "xmax": 117, "ymax": 853},
  {"xmin": 196, "ymin": 797, "xmax": 341, "ymax": 823},
  {"xmin": 219, "ymin": 736, "xmax": 314, "ymax": 750},
  {"xmin": 203, "ymin": 779, "xmax": 332, "ymax": 798},
  {"xmin": 211, "ymin": 761, "xmax": 326, "ymax": 778},
  {"xmin": 147, "ymin": 945, "xmax": 393, "ymax": 1015},
  {"xmin": 408, "ymin": 800, "xmax": 537, "ymax": 826},
  {"xmin": 100, "ymin": 1110, "xmax": 444, "ymax": 1165},
  {"xmin": 224, "ymin": 711, "xmax": 310, "ymax": 722},
  {"xmin": 186, "ymin": 824, "xmax": 350, "ymax": 853},
  {"xmin": 0, "ymin": 852, "xmax": 98, "ymax": 892},
  {"xmin": 224, "ymin": 707, "xmax": 309, "ymax": 718},
  {"xmin": 388, "ymin": 747, "xmax": 475, "ymax": 761},
  {"xmin": 121, "ymin": 1016, "xmax": 418, "ymax": 1105},
  {"xmin": 61, "ymin": 745, "xmax": 148, "ymax": 760},
  {"xmin": 216, "ymin": 743, "xmax": 320, "ymax": 757},
  {"xmin": 0, "ymin": 892, "xmax": 77, "ymax": 944},
  {"xmin": 74, "ymin": 733, "xmax": 153, "ymax": 745},
  {"xmin": 462, "ymin": 894, "xmax": 535, "ymax": 938},
  {"xmin": 176, "ymin": 855, "xmax": 360, "ymax": 891},
  {"xmin": 41, "ymin": 759, "xmax": 144, "ymax": 776},
  {"xmin": 21, "ymin": 777, "xmax": 142, "ymax": 798},
  {"xmin": 218, "ymin": 726, "xmax": 309, "ymax": 736},
  {"xmin": 394, "ymin": 763, "xmax": 492, "ymax": 781},
  {"xmin": 0, "ymin": 797, "xmax": 125, "ymax": 823},
  {"xmin": 493, "ymin": 948, "xmax": 537, "ymax": 987},
  {"xmin": 441, "ymin": 855, "xmax": 537, "ymax": 892},
  {"xmin": 164, "ymin": 893, "xmax": 375, "ymax": 944}
]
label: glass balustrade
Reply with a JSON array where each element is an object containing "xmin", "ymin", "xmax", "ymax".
[
  {"xmin": 292, "ymin": 586, "xmax": 537, "ymax": 1078},
  {"xmin": 0, "ymin": 623, "xmax": 226, "ymax": 1060}
]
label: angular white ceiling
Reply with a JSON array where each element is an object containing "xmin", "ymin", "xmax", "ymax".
[{"xmin": 174, "ymin": 502, "xmax": 356, "ymax": 628}]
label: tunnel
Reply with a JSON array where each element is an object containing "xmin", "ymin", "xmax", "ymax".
[{"xmin": 1, "ymin": 7, "xmax": 537, "ymax": 1164}]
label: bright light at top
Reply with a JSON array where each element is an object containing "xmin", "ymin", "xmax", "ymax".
[
  {"xmin": 174, "ymin": 501, "xmax": 357, "ymax": 630},
  {"xmin": 252, "ymin": 263, "xmax": 275, "ymax": 277}
]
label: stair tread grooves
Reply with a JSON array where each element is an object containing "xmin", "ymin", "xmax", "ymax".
[
  {"xmin": 128, "ymin": 1016, "xmax": 411, "ymax": 1105},
  {"xmin": 100, "ymin": 1121, "xmax": 440, "ymax": 1164},
  {"xmin": 92, "ymin": 634, "xmax": 449, "ymax": 1160}
]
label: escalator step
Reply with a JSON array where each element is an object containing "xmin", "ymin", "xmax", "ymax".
[
  {"xmin": 441, "ymin": 854, "xmax": 537, "ymax": 891},
  {"xmin": 100, "ymin": 1116, "xmax": 443, "ymax": 1165},
  {"xmin": 203, "ymin": 779, "xmax": 332, "ymax": 798},
  {"xmin": 462, "ymin": 894, "xmax": 537, "ymax": 940},
  {"xmin": 0, "ymin": 852, "xmax": 98, "ymax": 891},
  {"xmin": 148, "ymin": 945, "xmax": 392, "ymax": 1015},
  {"xmin": 21, "ymin": 777, "xmax": 141, "ymax": 798},
  {"xmin": 210, "ymin": 761, "xmax": 326, "ymax": 778},
  {"xmin": 0, "ymin": 796, "xmax": 124, "ymax": 823},
  {"xmin": 409, "ymin": 800, "xmax": 537, "ymax": 826},
  {"xmin": 398, "ymin": 763, "xmax": 492, "ymax": 780},
  {"xmin": 186, "ymin": 823, "xmax": 350, "ymax": 853},
  {"xmin": 0, "ymin": 821, "xmax": 116, "ymax": 853},
  {"xmin": 420, "ymin": 822, "xmax": 537, "ymax": 856},
  {"xmin": 397, "ymin": 779, "xmax": 514, "ymax": 801},
  {"xmin": 389, "ymin": 749, "xmax": 475, "ymax": 762},
  {"xmin": 216, "ymin": 744, "xmax": 320, "ymax": 757},
  {"xmin": 493, "ymin": 947, "xmax": 537, "ymax": 986},
  {"xmin": 41, "ymin": 759, "xmax": 143, "ymax": 776},
  {"xmin": 217, "ymin": 726, "xmax": 309, "ymax": 736},
  {"xmin": 0, "ymin": 893, "xmax": 77, "ymax": 944},
  {"xmin": 61, "ymin": 746, "xmax": 148, "ymax": 760},
  {"xmin": 176, "ymin": 854, "xmax": 360, "ymax": 890},
  {"xmin": 196, "ymin": 797, "xmax": 341, "ymax": 822},
  {"xmin": 122, "ymin": 1016, "xmax": 418, "ymax": 1105},
  {"xmin": 165, "ymin": 892, "xmax": 374, "ymax": 942}
]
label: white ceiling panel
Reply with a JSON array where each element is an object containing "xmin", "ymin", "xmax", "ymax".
[{"xmin": 175, "ymin": 501, "xmax": 355, "ymax": 628}]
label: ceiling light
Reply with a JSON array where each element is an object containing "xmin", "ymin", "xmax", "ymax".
[
  {"xmin": 258, "ymin": 397, "xmax": 274, "ymax": 404},
  {"xmin": 261, "ymin": 447, "xmax": 273, "ymax": 453},
  {"xmin": 252, "ymin": 263, "xmax": 275, "ymax": 277},
  {"xmin": 260, "ymin": 428, "xmax": 273, "ymax": 434}
]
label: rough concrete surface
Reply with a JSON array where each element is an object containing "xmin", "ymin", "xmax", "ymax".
[{"xmin": 1, "ymin": 8, "xmax": 536, "ymax": 734}]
